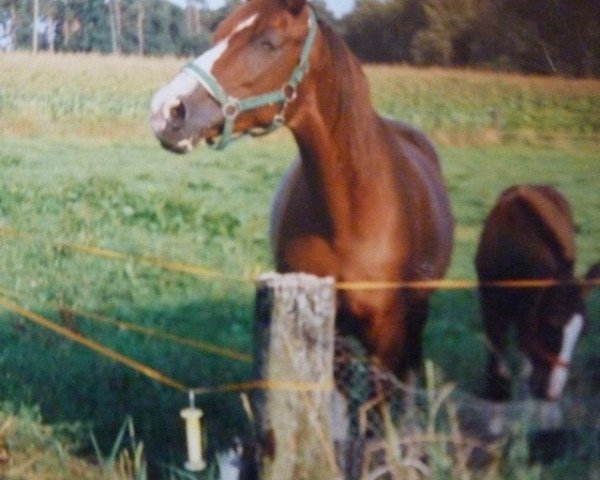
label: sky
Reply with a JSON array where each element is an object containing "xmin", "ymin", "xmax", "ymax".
[
  {"xmin": 321, "ymin": 0, "xmax": 355, "ymax": 17},
  {"xmin": 186, "ymin": 0, "xmax": 356, "ymax": 18}
]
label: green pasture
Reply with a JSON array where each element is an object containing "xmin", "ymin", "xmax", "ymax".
[{"xmin": 1, "ymin": 52, "xmax": 600, "ymax": 476}]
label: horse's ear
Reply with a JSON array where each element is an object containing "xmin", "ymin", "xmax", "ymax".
[
  {"xmin": 280, "ymin": 0, "xmax": 306, "ymax": 15},
  {"xmin": 582, "ymin": 261, "xmax": 600, "ymax": 298}
]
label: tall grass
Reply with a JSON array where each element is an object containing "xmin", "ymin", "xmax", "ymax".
[
  {"xmin": 2, "ymin": 52, "xmax": 600, "ymax": 145},
  {"xmin": 0, "ymin": 53, "xmax": 180, "ymax": 139},
  {"xmin": 368, "ymin": 65, "xmax": 600, "ymax": 144},
  {"xmin": 0, "ymin": 52, "xmax": 599, "ymax": 477}
]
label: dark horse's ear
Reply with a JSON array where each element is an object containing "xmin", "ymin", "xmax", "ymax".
[
  {"xmin": 280, "ymin": 0, "xmax": 306, "ymax": 15},
  {"xmin": 583, "ymin": 261, "xmax": 600, "ymax": 298}
]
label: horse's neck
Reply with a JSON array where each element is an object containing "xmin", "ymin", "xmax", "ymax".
[
  {"xmin": 286, "ymin": 27, "xmax": 406, "ymax": 240},
  {"xmin": 290, "ymin": 94, "xmax": 400, "ymax": 240}
]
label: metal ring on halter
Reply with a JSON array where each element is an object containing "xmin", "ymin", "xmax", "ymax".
[
  {"xmin": 282, "ymin": 83, "xmax": 297, "ymax": 102},
  {"xmin": 222, "ymin": 99, "xmax": 241, "ymax": 119},
  {"xmin": 272, "ymin": 112, "xmax": 285, "ymax": 127}
]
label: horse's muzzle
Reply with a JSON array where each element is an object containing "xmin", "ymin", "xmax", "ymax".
[
  {"xmin": 150, "ymin": 98, "xmax": 191, "ymax": 154},
  {"xmin": 150, "ymin": 76, "xmax": 223, "ymax": 154}
]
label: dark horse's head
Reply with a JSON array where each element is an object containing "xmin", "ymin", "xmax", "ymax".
[
  {"xmin": 151, "ymin": 0, "xmax": 316, "ymax": 153},
  {"xmin": 530, "ymin": 263, "xmax": 600, "ymax": 400}
]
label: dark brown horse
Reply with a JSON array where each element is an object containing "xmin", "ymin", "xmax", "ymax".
[
  {"xmin": 150, "ymin": 0, "xmax": 454, "ymax": 382},
  {"xmin": 476, "ymin": 185, "xmax": 600, "ymax": 401}
]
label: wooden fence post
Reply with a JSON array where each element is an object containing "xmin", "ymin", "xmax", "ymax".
[{"xmin": 251, "ymin": 272, "xmax": 341, "ymax": 480}]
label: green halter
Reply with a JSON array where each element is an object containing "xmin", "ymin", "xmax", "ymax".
[{"xmin": 184, "ymin": 8, "xmax": 318, "ymax": 150}]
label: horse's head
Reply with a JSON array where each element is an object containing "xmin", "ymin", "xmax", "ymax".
[
  {"xmin": 150, "ymin": 0, "xmax": 316, "ymax": 153},
  {"xmin": 527, "ymin": 262, "xmax": 600, "ymax": 400}
]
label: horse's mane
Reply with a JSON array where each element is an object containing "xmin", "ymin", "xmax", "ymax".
[
  {"xmin": 316, "ymin": 20, "xmax": 374, "ymax": 134},
  {"xmin": 319, "ymin": 21, "xmax": 439, "ymax": 165}
]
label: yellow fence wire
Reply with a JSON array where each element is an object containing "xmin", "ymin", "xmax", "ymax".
[
  {"xmin": 0, "ymin": 294, "xmax": 189, "ymax": 392},
  {"xmin": 0, "ymin": 224, "xmax": 598, "ymax": 397},
  {"xmin": 0, "ymin": 293, "xmax": 332, "ymax": 395},
  {"xmin": 0, "ymin": 225, "xmax": 247, "ymax": 282},
  {"xmin": 58, "ymin": 306, "xmax": 253, "ymax": 363},
  {"xmin": 2, "ymin": 224, "xmax": 599, "ymax": 291}
]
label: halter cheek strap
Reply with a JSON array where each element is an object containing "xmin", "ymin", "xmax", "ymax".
[{"xmin": 183, "ymin": 7, "xmax": 318, "ymax": 150}]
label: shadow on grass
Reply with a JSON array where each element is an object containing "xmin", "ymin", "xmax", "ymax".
[
  {"xmin": 0, "ymin": 295, "xmax": 255, "ymax": 474},
  {"xmin": 0, "ymin": 287, "xmax": 599, "ymax": 476}
]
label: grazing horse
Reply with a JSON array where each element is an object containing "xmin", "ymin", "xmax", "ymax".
[
  {"xmin": 476, "ymin": 185, "xmax": 600, "ymax": 401},
  {"xmin": 150, "ymin": 0, "xmax": 454, "ymax": 382}
]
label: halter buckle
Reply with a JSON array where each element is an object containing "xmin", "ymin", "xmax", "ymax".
[{"xmin": 222, "ymin": 99, "xmax": 241, "ymax": 120}]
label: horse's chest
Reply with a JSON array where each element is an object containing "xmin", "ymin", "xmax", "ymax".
[
  {"xmin": 278, "ymin": 234, "xmax": 339, "ymax": 277},
  {"xmin": 280, "ymin": 232, "xmax": 404, "ymax": 283},
  {"xmin": 272, "ymin": 159, "xmax": 408, "ymax": 279}
]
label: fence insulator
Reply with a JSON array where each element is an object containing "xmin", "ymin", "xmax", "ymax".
[{"xmin": 180, "ymin": 406, "xmax": 206, "ymax": 471}]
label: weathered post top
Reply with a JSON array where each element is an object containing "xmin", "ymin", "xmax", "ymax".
[{"xmin": 252, "ymin": 272, "xmax": 341, "ymax": 480}]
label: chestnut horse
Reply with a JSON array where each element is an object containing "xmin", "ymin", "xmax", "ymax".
[{"xmin": 150, "ymin": 0, "xmax": 454, "ymax": 382}]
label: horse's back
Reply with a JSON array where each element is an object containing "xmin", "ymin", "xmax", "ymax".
[
  {"xmin": 384, "ymin": 117, "xmax": 441, "ymax": 172},
  {"xmin": 476, "ymin": 185, "xmax": 576, "ymax": 281},
  {"xmin": 383, "ymin": 117, "xmax": 454, "ymax": 280}
]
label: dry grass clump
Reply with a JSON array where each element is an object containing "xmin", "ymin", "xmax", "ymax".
[
  {"xmin": 0, "ymin": 406, "xmax": 150, "ymax": 480},
  {"xmin": 333, "ymin": 348, "xmax": 542, "ymax": 480},
  {"xmin": 0, "ymin": 404, "xmax": 107, "ymax": 480}
]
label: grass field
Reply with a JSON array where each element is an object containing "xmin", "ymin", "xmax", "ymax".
[{"xmin": 1, "ymin": 52, "xmax": 600, "ymax": 477}]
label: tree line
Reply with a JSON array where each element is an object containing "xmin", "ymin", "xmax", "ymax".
[
  {"xmin": 343, "ymin": 0, "xmax": 600, "ymax": 77},
  {"xmin": 1, "ymin": 0, "xmax": 599, "ymax": 77},
  {"xmin": 1, "ymin": 0, "xmax": 216, "ymax": 55}
]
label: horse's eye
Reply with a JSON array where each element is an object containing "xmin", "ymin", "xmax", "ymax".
[
  {"xmin": 257, "ymin": 32, "xmax": 282, "ymax": 52},
  {"xmin": 260, "ymin": 39, "xmax": 277, "ymax": 51}
]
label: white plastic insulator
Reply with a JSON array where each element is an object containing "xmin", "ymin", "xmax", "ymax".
[{"xmin": 180, "ymin": 407, "xmax": 206, "ymax": 472}]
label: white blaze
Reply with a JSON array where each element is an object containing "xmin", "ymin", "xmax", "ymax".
[
  {"xmin": 547, "ymin": 313, "xmax": 584, "ymax": 399},
  {"xmin": 150, "ymin": 70, "xmax": 199, "ymax": 120},
  {"xmin": 151, "ymin": 13, "xmax": 259, "ymax": 118},
  {"xmin": 193, "ymin": 39, "xmax": 229, "ymax": 73},
  {"xmin": 192, "ymin": 13, "xmax": 258, "ymax": 73}
]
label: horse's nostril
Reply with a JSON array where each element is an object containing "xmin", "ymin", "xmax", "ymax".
[
  {"xmin": 170, "ymin": 100, "xmax": 186, "ymax": 122},
  {"xmin": 159, "ymin": 98, "xmax": 186, "ymax": 130}
]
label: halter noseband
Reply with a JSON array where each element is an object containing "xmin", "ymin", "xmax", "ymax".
[
  {"xmin": 531, "ymin": 343, "xmax": 570, "ymax": 369},
  {"xmin": 183, "ymin": 8, "xmax": 318, "ymax": 150}
]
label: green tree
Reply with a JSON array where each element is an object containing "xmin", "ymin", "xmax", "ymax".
[
  {"xmin": 409, "ymin": 0, "xmax": 482, "ymax": 66},
  {"xmin": 498, "ymin": 0, "xmax": 600, "ymax": 76},
  {"xmin": 344, "ymin": 0, "xmax": 426, "ymax": 63},
  {"xmin": 339, "ymin": 0, "xmax": 600, "ymax": 76}
]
